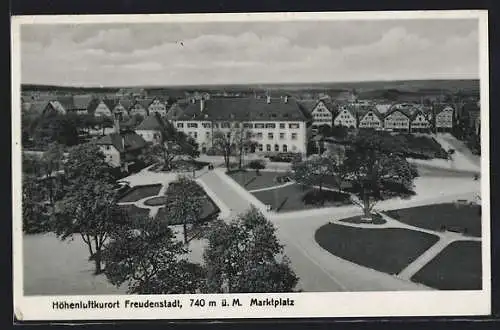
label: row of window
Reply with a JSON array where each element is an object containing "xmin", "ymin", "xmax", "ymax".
[
  {"xmin": 177, "ymin": 122, "xmax": 301, "ymax": 129},
  {"xmin": 257, "ymin": 144, "xmax": 297, "ymax": 152},
  {"xmin": 186, "ymin": 131, "xmax": 299, "ymax": 141}
]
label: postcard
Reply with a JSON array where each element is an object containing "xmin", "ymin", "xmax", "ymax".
[{"xmin": 12, "ymin": 10, "xmax": 490, "ymax": 321}]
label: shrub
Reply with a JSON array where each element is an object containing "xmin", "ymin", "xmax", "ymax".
[{"xmin": 247, "ymin": 159, "xmax": 266, "ymax": 174}]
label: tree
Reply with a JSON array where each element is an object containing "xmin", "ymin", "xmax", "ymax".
[
  {"xmin": 22, "ymin": 175, "xmax": 50, "ymax": 234},
  {"xmin": 51, "ymin": 143, "xmax": 119, "ymax": 274},
  {"xmin": 291, "ymin": 154, "xmax": 337, "ymax": 194},
  {"xmin": 203, "ymin": 206, "xmax": 298, "ymax": 293},
  {"xmin": 342, "ymin": 131, "xmax": 419, "ymax": 221},
  {"xmin": 102, "ymin": 214, "xmax": 206, "ymax": 294},
  {"xmin": 212, "ymin": 125, "xmax": 255, "ymax": 170},
  {"xmin": 148, "ymin": 119, "xmax": 199, "ymax": 171},
  {"xmin": 247, "ymin": 159, "xmax": 266, "ymax": 175},
  {"xmin": 163, "ymin": 176, "xmax": 206, "ymax": 244},
  {"xmin": 41, "ymin": 142, "xmax": 65, "ymax": 204},
  {"xmin": 33, "ymin": 113, "xmax": 79, "ymax": 147}
]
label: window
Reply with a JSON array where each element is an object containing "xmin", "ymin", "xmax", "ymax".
[
  {"xmin": 243, "ymin": 123, "xmax": 253, "ymax": 128},
  {"xmin": 289, "ymin": 123, "xmax": 299, "ymax": 129},
  {"xmin": 187, "ymin": 123, "xmax": 198, "ymax": 128},
  {"xmin": 177, "ymin": 123, "xmax": 184, "ymax": 128},
  {"xmin": 234, "ymin": 122, "xmax": 240, "ymax": 128},
  {"xmin": 266, "ymin": 144, "xmax": 271, "ymax": 152},
  {"xmin": 292, "ymin": 145, "xmax": 297, "ymax": 151},
  {"xmin": 213, "ymin": 123, "xmax": 219, "ymax": 129},
  {"xmin": 279, "ymin": 123, "xmax": 286, "ymax": 129},
  {"xmin": 265, "ymin": 123, "xmax": 276, "ymax": 129},
  {"xmin": 291, "ymin": 133, "xmax": 297, "ymax": 140},
  {"xmin": 258, "ymin": 144, "xmax": 263, "ymax": 151},
  {"xmin": 105, "ymin": 145, "xmax": 110, "ymax": 150},
  {"xmin": 274, "ymin": 144, "xmax": 279, "ymax": 152},
  {"xmin": 221, "ymin": 122, "xmax": 230, "ymax": 128},
  {"xmin": 202, "ymin": 123, "xmax": 211, "ymax": 128},
  {"xmin": 194, "ymin": 132, "xmax": 198, "ymax": 139},
  {"xmin": 226, "ymin": 132, "xmax": 231, "ymax": 139},
  {"xmin": 256, "ymin": 132, "xmax": 263, "ymax": 139},
  {"xmin": 206, "ymin": 131, "xmax": 210, "ymax": 138},
  {"xmin": 255, "ymin": 123, "xmax": 265, "ymax": 129},
  {"xmin": 268, "ymin": 133, "xmax": 274, "ymax": 139},
  {"xmin": 283, "ymin": 144, "xmax": 288, "ymax": 152},
  {"xmin": 280, "ymin": 133, "xmax": 285, "ymax": 140}
]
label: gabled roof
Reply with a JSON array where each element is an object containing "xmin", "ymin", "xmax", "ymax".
[
  {"xmin": 55, "ymin": 96, "xmax": 74, "ymax": 111},
  {"xmin": 28, "ymin": 101, "xmax": 49, "ymax": 114},
  {"xmin": 166, "ymin": 103, "xmax": 187, "ymax": 120},
  {"xmin": 297, "ymin": 100, "xmax": 317, "ymax": 114},
  {"xmin": 135, "ymin": 114, "xmax": 166, "ymax": 131},
  {"xmin": 102, "ymin": 99, "xmax": 117, "ymax": 111},
  {"xmin": 179, "ymin": 97, "xmax": 308, "ymax": 122},
  {"xmin": 335, "ymin": 105, "xmax": 357, "ymax": 118},
  {"xmin": 95, "ymin": 132, "xmax": 146, "ymax": 153},
  {"xmin": 87, "ymin": 98, "xmax": 115, "ymax": 114},
  {"xmin": 384, "ymin": 107, "xmax": 413, "ymax": 119},
  {"xmin": 409, "ymin": 108, "xmax": 430, "ymax": 121},
  {"xmin": 358, "ymin": 107, "xmax": 383, "ymax": 121},
  {"xmin": 73, "ymin": 94, "xmax": 93, "ymax": 110},
  {"xmin": 86, "ymin": 98, "xmax": 100, "ymax": 114}
]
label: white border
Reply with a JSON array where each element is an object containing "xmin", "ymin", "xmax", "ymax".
[{"xmin": 12, "ymin": 10, "xmax": 491, "ymax": 321}]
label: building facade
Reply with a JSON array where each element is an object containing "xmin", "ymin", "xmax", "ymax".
[
  {"xmin": 173, "ymin": 97, "xmax": 308, "ymax": 157},
  {"xmin": 383, "ymin": 109, "xmax": 410, "ymax": 132},
  {"xmin": 310, "ymin": 100, "xmax": 336, "ymax": 129},
  {"xmin": 358, "ymin": 109, "xmax": 383, "ymax": 129},
  {"xmin": 333, "ymin": 107, "xmax": 357, "ymax": 128},
  {"xmin": 435, "ymin": 105, "xmax": 455, "ymax": 132},
  {"xmin": 147, "ymin": 98, "xmax": 168, "ymax": 117},
  {"xmin": 410, "ymin": 110, "xmax": 431, "ymax": 132}
]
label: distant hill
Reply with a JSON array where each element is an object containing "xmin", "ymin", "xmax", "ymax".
[{"xmin": 21, "ymin": 79, "xmax": 479, "ymax": 97}]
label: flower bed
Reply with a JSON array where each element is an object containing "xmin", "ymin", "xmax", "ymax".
[{"xmin": 143, "ymin": 196, "xmax": 168, "ymax": 206}]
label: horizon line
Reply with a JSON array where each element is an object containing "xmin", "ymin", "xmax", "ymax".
[{"xmin": 21, "ymin": 77, "xmax": 480, "ymax": 89}]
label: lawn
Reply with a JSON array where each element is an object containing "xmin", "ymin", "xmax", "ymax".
[
  {"xmin": 411, "ymin": 241, "xmax": 482, "ymax": 290},
  {"xmin": 385, "ymin": 203, "xmax": 481, "ymax": 237},
  {"xmin": 228, "ymin": 171, "xmax": 286, "ymax": 191},
  {"xmin": 252, "ymin": 184, "xmax": 351, "ymax": 212},
  {"xmin": 315, "ymin": 223, "xmax": 440, "ymax": 274},
  {"xmin": 118, "ymin": 184, "xmax": 162, "ymax": 203},
  {"xmin": 156, "ymin": 194, "xmax": 220, "ymax": 225}
]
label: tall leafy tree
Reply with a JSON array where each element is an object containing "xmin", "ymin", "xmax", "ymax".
[
  {"xmin": 212, "ymin": 125, "xmax": 255, "ymax": 170},
  {"xmin": 52, "ymin": 143, "xmax": 119, "ymax": 274},
  {"xmin": 102, "ymin": 214, "xmax": 206, "ymax": 294},
  {"xmin": 163, "ymin": 176, "xmax": 206, "ymax": 244},
  {"xmin": 342, "ymin": 130, "xmax": 418, "ymax": 221},
  {"xmin": 148, "ymin": 119, "xmax": 199, "ymax": 171},
  {"xmin": 22, "ymin": 175, "xmax": 50, "ymax": 234},
  {"xmin": 291, "ymin": 154, "xmax": 337, "ymax": 193},
  {"xmin": 203, "ymin": 206, "xmax": 298, "ymax": 293}
]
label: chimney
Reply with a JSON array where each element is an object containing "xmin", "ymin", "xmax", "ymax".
[
  {"xmin": 200, "ymin": 98, "xmax": 205, "ymax": 112},
  {"xmin": 266, "ymin": 96, "xmax": 271, "ymax": 104}
]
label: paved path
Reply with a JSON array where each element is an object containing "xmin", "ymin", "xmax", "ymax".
[{"xmin": 198, "ymin": 170, "xmax": 469, "ymax": 292}]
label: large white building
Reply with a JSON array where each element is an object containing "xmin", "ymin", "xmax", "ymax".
[{"xmin": 172, "ymin": 96, "xmax": 309, "ymax": 157}]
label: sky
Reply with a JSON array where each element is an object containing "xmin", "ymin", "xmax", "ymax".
[{"xmin": 20, "ymin": 18, "xmax": 480, "ymax": 87}]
